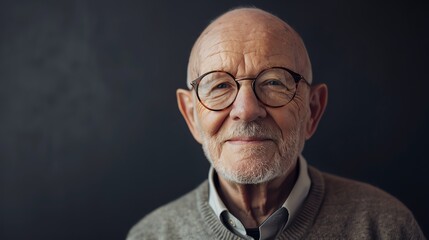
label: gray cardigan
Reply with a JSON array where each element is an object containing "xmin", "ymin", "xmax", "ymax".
[{"xmin": 127, "ymin": 167, "xmax": 425, "ymax": 239}]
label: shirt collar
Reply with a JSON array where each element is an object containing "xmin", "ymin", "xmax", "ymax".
[
  {"xmin": 208, "ymin": 155, "xmax": 311, "ymax": 238},
  {"xmin": 282, "ymin": 154, "xmax": 311, "ymax": 227}
]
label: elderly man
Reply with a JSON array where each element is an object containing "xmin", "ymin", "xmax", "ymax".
[{"xmin": 127, "ymin": 7, "xmax": 424, "ymax": 240}]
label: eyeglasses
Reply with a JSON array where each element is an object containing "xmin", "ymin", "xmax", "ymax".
[{"xmin": 190, "ymin": 67, "xmax": 310, "ymax": 111}]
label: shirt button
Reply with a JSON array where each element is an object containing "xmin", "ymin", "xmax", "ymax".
[{"xmin": 228, "ymin": 219, "xmax": 236, "ymax": 227}]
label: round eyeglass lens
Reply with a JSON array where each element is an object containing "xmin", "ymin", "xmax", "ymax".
[
  {"xmin": 254, "ymin": 68, "xmax": 297, "ymax": 107},
  {"xmin": 197, "ymin": 72, "xmax": 238, "ymax": 110}
]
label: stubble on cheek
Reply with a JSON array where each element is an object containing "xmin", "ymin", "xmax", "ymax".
[{"xmin": 201, "ymin": 130, "xmax": 223, "ymax": 165}]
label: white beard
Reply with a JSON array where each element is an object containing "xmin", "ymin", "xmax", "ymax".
[{"xmin": 199, "ymin": 120, "xmax": 301, "ymax": 184}]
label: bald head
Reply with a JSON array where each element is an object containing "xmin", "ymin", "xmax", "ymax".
[{"xmin": 187, "ymin": 8, "xmax": 312, "ymax": 86}]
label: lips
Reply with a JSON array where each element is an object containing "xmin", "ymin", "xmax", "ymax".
[
  {"xmin": 225, "ymin": 136, "xmax": 273, "ymax": 145},
  {"xmin": 227, "ymin": 136, "xmax": 270, "ymax": 141}
]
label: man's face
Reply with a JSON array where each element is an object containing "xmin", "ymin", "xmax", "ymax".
[
  {"xmin": 189, "ymin": 20, "xmax": 312, "ymax": 184},
  {"xmin": 178, "ymin": 10, "xmax": 327, "ymax": 186}
]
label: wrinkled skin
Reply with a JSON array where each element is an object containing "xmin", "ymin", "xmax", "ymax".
[{"xmin": 177, "ymin": 8, "xmax": 328, "ymax": 228}]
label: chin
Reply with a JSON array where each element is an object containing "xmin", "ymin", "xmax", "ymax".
[
  {"xmin": 215, "ymin": 155, "xmax": 285, "ymax": 184},
  {"xmin": 202, "ymin": 133, "xmax": 298, "ymax": 184},
  {"xmin": 217, "ymin": 164, "xmax": 281, "ymax": 184}
]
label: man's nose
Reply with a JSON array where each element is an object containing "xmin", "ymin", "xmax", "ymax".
[{"xmin": 229, "ymin": 81, "xmax": 267, "ymax": 121}]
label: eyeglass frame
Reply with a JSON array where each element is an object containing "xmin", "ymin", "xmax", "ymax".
[{"xmin": 189, "ymin": 66, "xmax": 311, "ymax": 111}]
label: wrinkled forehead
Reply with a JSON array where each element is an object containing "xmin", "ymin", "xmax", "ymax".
[
  {"xmin": 187, "ymin": 9, "xmax": 312, "ymax": 85},
  {"xmin": 196, "ymin": 24, "xmax": 296, "ymax": 74}
]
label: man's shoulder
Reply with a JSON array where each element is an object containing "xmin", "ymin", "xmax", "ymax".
[
  {"xmin": 320, "ymin": 170, "xmax": 404, "ymax": 207},
  {"xmin": 126, "ymin": 181, "xmax": 210, "ymax": 240},
  {"xmin": 308, "ymin": 168, "xmax": 425, "ymax": 239},
  {"xmin": 308, "ymin": 167, "xmax": 412, "ymax": 220}
]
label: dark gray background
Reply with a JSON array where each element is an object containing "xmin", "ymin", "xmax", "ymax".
[{"xmin": 1, "ymin": 0, "xmax": 428, "ymax": 239}]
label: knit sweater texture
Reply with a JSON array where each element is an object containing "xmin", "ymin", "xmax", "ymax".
[{"xmin": 127, "ymin": 167, "xmax": 425, "ymax": 240}]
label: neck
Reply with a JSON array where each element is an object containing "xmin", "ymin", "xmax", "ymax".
[{"xmin": 215, "ymin": 163, "xmax": 299, "ymax": 228}]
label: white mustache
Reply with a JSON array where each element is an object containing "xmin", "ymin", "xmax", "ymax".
[{"xmin": 219, "ymin": 121, "xmax": 281, "ymax": 142}]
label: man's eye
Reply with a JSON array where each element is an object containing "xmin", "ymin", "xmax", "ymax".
[
  {"xmin": 266, "ymin": 79, "xmax": 284, "ymax": 86},
  {"xmin": 215, "ymin": 82, "xmax": 230, "ymax": 89},
  {"xmin": 267, "ymin": 79, "xmax": 282, "ymax": 85}
]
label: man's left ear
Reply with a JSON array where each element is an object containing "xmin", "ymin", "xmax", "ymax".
[{"xmin": 305, "ymin": 83, "xmax": 328, "ymax": 139}]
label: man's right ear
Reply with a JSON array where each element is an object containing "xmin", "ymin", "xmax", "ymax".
[{"xmin": 176, "ymin": 89, "xmax": 202, "ymax": 143}]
